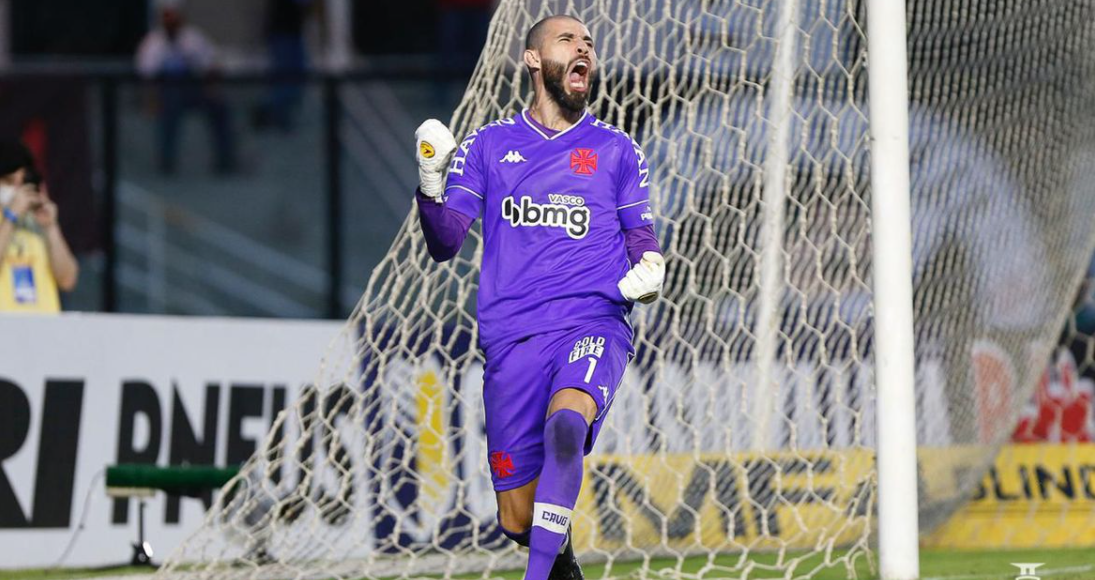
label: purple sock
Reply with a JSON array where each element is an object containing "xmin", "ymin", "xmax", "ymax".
[{"xmin": 524, "ymin": 409, "xmax": 588, "ymax": 580}]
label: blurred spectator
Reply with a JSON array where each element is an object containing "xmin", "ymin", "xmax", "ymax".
[
  {"xmin": 136, "ymin": 0, "xmax": 236, "ymax": 174},
  {"xmin": 0, "ymin": 79, "xmax": 98, "ymax": 255},
  {"xmin": 252, "ymin": 0, "xmax": 316, "ymax": 132},
  {"xmin": 0, "ymin": 141, "xmax": 79, "ymax": 313}
]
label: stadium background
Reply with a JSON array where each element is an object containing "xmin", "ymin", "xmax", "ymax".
[
  {"xmin": 0, "ymin": 0, "xmax": 1093, "ymax": 576},
  {"xmin": 1, "ymin": 0, "xmax": 475, "ymax": 319}
]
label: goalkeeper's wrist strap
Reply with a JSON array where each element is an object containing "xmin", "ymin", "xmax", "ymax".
[{"xmin": 2, "ymin": 207, "xmax": 17, "ymax": 224}]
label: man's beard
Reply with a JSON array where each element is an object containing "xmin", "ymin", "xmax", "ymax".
[{"xmin": 542, "ymin": 58, "xmax": 593, "ymax": 113}]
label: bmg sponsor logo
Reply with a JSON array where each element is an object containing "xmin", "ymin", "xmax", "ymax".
[{"xmin": 501, "ymin": 195, "xmax": 590, "ymax": 239}]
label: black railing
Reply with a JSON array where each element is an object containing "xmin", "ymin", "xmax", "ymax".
[{"xmin": 0, "ymin": 61, "xmax": 473, "ymax": 318}]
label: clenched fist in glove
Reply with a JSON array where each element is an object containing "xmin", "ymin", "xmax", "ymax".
[
  {"xmin": 415, "ymin": 119, "xmax": 457, "ymax": 200},
  {"xmin": 618, "ymin": 251, "xmax": 665, "ymax": 304}
]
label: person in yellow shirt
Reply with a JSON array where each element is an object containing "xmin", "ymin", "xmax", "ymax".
[{"xmin": 0, "ymin": 142, "xmax": 79, "ymax": 312}]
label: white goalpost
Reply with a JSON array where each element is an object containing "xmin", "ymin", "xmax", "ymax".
[
  {"xmin": 754, "ymin": 0, "xmax": 799, "ymax": 455},
  {"xmin": 865, "ymin": 0, "xmax": 920, "ymax": 577},
  {"xmin": 153, "ymin": 1, "xmax": 1095, "ymax": 579}
]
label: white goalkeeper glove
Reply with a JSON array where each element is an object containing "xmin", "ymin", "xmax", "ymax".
[
  {"xmin": 618, "ymin": 252, "xmax": 665, "ymax": 304},
  {"xmin": 415, "ymin": 119, "xmax": 457, "ymax": 201}
]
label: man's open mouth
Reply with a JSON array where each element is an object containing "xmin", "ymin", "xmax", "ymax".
[{"xmin": 568, "ymin": 59, "xmax": 590, "ymax": 92}]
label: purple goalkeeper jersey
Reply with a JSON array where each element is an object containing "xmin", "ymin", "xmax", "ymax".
[{"xmin": 444, "ymin": 109, "xmax": 654, "ymax": 351}]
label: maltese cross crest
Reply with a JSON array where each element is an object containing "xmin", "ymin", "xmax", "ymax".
[
  {"xmin": 490, "ymin": 451, "xmax": 515, "ymax": 478},
  {"xmin": 571, "ymin": 148, "xmax": 598, "ymax": 175}
]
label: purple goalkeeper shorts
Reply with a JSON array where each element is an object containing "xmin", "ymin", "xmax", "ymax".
[{"xmin": 482, "ymin": 317, "xmax": 635, "ymax": 492}]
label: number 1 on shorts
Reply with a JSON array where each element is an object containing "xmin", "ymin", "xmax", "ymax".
[{"xmin": 584, "ymin": 357, "xmax": 598, "ymax": 383}]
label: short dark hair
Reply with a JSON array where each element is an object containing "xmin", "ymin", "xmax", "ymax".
[
  {"xmin": 0, "ymin": 141, "xmax": 33, "ymax": 178},
  {"xmin": 525, "ymin": 14, "xmax": 583, "ymax": 51}
]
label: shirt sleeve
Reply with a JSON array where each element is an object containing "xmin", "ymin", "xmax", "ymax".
[
  {"xmin": 616, "ymin": 135, "xmax": 654, "ymax": 229},
  {"xmin": 416, "ymin": 189, "xmax": 474, "ymax": 262},
  {"xmin": 444, "ymin": 128, "xmax": 489, "ymax": 220},
  {"xmin": 623, "ymin": 225, "xmax": 661, "ymax": 266}
]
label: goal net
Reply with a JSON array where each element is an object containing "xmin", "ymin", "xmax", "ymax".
[{"xmin": 156, "ymin": 0, "xmax": 1095, "ymax": 578}]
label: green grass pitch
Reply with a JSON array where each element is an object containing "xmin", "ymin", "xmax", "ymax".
[{"xmin": 2, "ymin": 548, "xmax": 1090, "ymax": 580}]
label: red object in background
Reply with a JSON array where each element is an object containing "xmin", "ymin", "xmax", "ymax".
[
  {"xmin": 21, "ymin": 119, "xmax": 48, "ymax": 180},
  {"xmin": 973, "ymin": 342, "xmax": 1016, "ymax": 444},
  {"xmin": 0, "ymin": 78, "xmax": 98, "ymax": 253},
  {"xmin": 1013, "ymin": 348, "xmax": 1094, "ymax": 443}
]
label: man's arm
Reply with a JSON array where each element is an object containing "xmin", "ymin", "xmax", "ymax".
[
  {"xmin": 624, "ymin": 224, "xmax": 660, "ymax": 267},
  {"xmin": 414, "ymin": 119, "xmax": 469, "ymax": 262},
  {"xmin": 416, "ymin": 189, "xmax": 474, "ymax": 262},
  {"xmin": 43, "ymin": 225, "xmax": 79, "ymax": 291},
  {"xmin": 0, "ymin": 217, "xmax": 15, "ymax": 269},
  {"xmin": 30, "ymin": 187, "xmax": 78, "ymax": 291},
  {"xmin": 414, "ymin": 119, "xmax": 485, "ymax": 262},
  {"xmin": 614, "ymin": 137, "xmax": 664, "ymax": 303}
]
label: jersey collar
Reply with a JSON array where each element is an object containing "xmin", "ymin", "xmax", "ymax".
[{"xmin": 520, "ymin": 109, "xmax": 589, "ymax": 140}]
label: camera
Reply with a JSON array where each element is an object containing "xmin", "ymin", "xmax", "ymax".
[{"xmin": 23, "ymin": 164, "xmax": 43, "ymax": 187}]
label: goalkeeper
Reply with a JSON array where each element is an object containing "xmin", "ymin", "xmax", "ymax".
[{"xmin": 412, "ymin": 14, "xmax": 663, "ymax": 580}]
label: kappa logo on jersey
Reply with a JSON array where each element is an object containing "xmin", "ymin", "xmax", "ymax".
[
  {"xmin": 501, "ymin": 195, "xmax": 591, "ymax": 239},
  {"xmin": 489, "ymin": 451, "xmax": 515, "ymax": 478},
  {"xmin": 571, "ymin": 148, "xmax": 598, "ymax": 175},
  {"xmin": 569, "ymin": 335, "xmax": 605, "ymax": 363},
  {"xmin": 499, "ymin": 150, "xmax": 527, "ymax": 163}
]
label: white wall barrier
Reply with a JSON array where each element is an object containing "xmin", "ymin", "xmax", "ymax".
[
  {"xmin": 0, "ymin": 313, "xmax": 970, "ymax": 568},
  {"xmin": 0, "ymin": 313, "xmax": 342, "ymax": 568}
]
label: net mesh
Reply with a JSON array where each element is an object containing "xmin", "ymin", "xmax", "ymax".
[{"xmin": 155, "ymin": 0, "xmax": 1095, "ymax": 578}]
